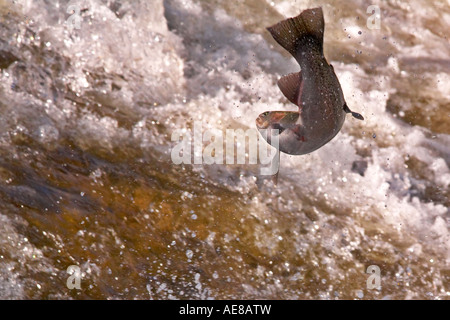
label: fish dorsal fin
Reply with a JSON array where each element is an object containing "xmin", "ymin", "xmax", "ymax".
[
  {"xmin": 267, "ymin": 7, "xmax": 324, "ymax": 58},
  {"xmin": 277, "ymin": 72, "xmax": 302, "ymax": 106}
]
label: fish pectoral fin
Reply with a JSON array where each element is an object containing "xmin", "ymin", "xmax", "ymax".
[
  {"xmin": 277, "ymin": 72, "xmax": 302, "ymax": 106},
  {"xmin": 343, "ymin": 103, "xmax": 364, "ymax": 120},
  {"xmin": 271, "ymin": 170, "xmax": 279, "ymax": 186},
  {"xmin": 290, "ymin": 124, "xmax": 307, "ymax": 141},
  {"xmin": 271, "ymin": 150, "xmax": 280, "ymax": 186}
]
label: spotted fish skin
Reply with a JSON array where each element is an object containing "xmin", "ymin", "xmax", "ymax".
[{"xmin": 257, "ymin": 7, "xmax": 363, "ymax": 156}]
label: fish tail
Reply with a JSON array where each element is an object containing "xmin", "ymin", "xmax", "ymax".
[{"xmin": 267, "ymin": 7, "xmax": 324, "ymax": 58}]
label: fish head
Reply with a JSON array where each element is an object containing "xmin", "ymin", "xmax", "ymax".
[
  {"xmin": 256, "ymin": 111, "xmax": 298, "ymax": 131},
  {"xmin": 256, "ymin": 111, "xmax": 336, "ymax": 155},
  {"xmin": 256, "ymin": 111, "xmax": 301, "ymax": 151},
  {"xmin": 256, "ymin": 111, "xmax": 275, "ymax": 130}
]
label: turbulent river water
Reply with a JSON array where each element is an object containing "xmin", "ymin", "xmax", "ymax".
[{"xmin": 0, "ymin": 0, "xmax": 449, "ymax": 299}]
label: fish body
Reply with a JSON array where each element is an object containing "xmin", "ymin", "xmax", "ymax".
[{"xmin": 257, "ymin": 7, "xmax": 363, "ymax": 156}]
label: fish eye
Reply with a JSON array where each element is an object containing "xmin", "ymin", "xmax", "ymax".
[{"xmin": 263, "ymin": 112, "xmax": 269, "ymax": 116}]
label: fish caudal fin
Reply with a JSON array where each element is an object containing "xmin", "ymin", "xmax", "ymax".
[
  {"xmin": 267, "ymin": 7, "xmax": 324, "ymax": 58},
  {"xmin": 278, "ymin": 72, "xmax": 303, "ymax": 106},
  {"xmin": 344, "ymin": 103, "xmax": 364, "ymax": 120}
]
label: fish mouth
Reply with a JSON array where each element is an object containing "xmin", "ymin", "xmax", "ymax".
[{"xmin": 256, "ymin": 115, "xmax": 269, "ymax": 129}]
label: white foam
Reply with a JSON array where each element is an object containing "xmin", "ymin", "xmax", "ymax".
[{"xmin": 1, "ymin": 0, "xmax": 448, "ymax": 299}]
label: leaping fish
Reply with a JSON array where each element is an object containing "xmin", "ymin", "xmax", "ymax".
[{"xmin": 257, "ymin": 7, "xmax": 364, "ymax": 183}]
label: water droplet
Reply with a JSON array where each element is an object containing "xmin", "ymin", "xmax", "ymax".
[{"xmin": 186, "ymin": 249, "xmax": 193, "ymax": 259}]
